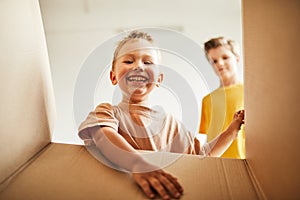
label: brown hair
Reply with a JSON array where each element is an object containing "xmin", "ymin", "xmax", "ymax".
[
  {"xmin": 204, "ymin": 36, "xmax": 240, "ymax": 60},
  {"xmin": 112, "ymin": 31, "xmax": 155, "ymax": 71}
]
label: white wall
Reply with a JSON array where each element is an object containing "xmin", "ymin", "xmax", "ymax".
[{"xmin": 39, "ymin": 0, "xmax": 243, "ymax": 144}]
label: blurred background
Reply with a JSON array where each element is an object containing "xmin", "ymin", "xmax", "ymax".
[{"xmin": 39, "ymin": 0, "xmax": 243, "ymax": 144}]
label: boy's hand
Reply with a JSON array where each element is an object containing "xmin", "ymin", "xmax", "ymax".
[
  {"xmin": 234, "ymin": 110, "xmax": 245, "ymax": 129},
  {"xmin": 226, "ymin": 110, "xmax": 245, "ymax": 139},
  {"xmin": 132, "ymin": 169, "xmax": 183, "ymax": 199}
]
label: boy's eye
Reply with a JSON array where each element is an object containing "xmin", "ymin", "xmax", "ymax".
[
  {"xmin": 144, "ymin": 61, "xmax": 153, "ymax": 64},
  {"xmin": 124, "ymin": 60, "xmax": 133, "ymax": 64},
  {"xmin": 222, "ymin": 56, "xmax": 229, "ymax": 60}
]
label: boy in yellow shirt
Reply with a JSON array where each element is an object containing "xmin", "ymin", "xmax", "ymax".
[{"xmin": 199, "ymin": 37, "xmax": 245, "ymax": 159}]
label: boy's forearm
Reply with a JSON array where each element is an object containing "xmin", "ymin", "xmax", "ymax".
[
  {"xmin": 91, "ymin": 126, "xmax": 183, "ymax": 199},
  {"xmin": 206, "ymin": 123, "xmax": 239, "ymax": 157},
  {"xmin": 206, "ymin": 110, "xmax": 244, "ymax": 157},
  {"xmin": 91, "ymin": 126, "xmax": 153, "ymax": 172}
]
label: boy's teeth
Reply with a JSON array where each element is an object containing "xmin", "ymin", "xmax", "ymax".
[{"xmin": 128, "ymin": 76, "xmax": 147, "ymax": 81}]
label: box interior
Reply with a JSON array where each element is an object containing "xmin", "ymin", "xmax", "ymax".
[{"xmin": 0, "ymin": 0, "xmax": 299, "ymax": 199}]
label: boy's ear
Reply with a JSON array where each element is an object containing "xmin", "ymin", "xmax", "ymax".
[
  {"xmin": 236, "ymin": 55, "xmax": 240, "ymax": 63},
  {"xmin": 110, "ymin": 70, "xmax": 118, "ymax": 85},
  {"xmin": 157, "ymin": 73, "xmax": 164, "ymax": 84}
]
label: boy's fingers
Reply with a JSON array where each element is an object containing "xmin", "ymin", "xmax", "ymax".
[
  {"xmin": 237, "ymin": 109, "xmax": 244, "ymax": 114},
  {"xmin": 158, "ymin": 174, "xmax": 182, "ymax": 198},
  {"xmin": 148, "ymin": 177, "xmax": 170, "ymax": 200},
  {"xmin": 133, "ymin": 174, "xmax": 155, "ymax": 199},
  {"xmin": 235, "ymin": 110, "xmax": 245, "ymax": 119},
  {"xmin": 133, "ymin": 170, "xmax": 184, "ymax": 199},
  {"xmin": 239, "ymin": 110, "xmax": 245, "ymax": 116},
  {"xmin": 162, "ymin": 172, "xmax": 184, "ymax": 194}
]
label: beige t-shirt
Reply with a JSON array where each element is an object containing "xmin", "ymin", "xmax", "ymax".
[{"xmin": 79, "ymin": 101, "xmax": 198, "ymax": 154}]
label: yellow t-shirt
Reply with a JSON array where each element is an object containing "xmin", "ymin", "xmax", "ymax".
[{"xmin": 199, "ymin": 84, "xmax": 245, "ymax": 159}]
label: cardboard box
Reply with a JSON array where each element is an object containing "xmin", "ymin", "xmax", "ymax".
[{"xmin": 0, "ymin": 0, "xmax": 299, "ymax": 199}]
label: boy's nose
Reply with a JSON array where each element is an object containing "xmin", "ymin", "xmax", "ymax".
[
  {"xmin": 133, "ymin": 60, "xmax": 145, "ymax": 70},
  {"xmin": 217, "ymin": 59, "xmax": 224, "ymax": 66}
]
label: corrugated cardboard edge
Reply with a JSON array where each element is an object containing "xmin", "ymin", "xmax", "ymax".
[
  {"xmin": 0, "ymin": 144, "xmax": 265, "ymax": 200},
  {"xmin": 243, "ymin": 160, "xmax": 267, "ymax": 200},
  {"xmin": 0, "ymin": 143, "xmax": 51, "ymax": 193},
  {"xmin": 217, "ymin": 158, "xmax": 262, "ymax": 200}
]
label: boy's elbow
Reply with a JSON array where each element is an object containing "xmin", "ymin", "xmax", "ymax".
[{"xmin": 90, "ymin": 126, "xmax": 105, "ymax": 144}]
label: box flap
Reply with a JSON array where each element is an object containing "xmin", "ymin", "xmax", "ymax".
[
  {"xmin": 0, "ymin": 0, "xmax": 55, "ymax": 188},
  {"xmin": 243, "ymin": 0, "xmax": 300, "ymax": 199},
  {"xmin": 0, "ymin": 143, "xmax": 260, "ymax": 199}
]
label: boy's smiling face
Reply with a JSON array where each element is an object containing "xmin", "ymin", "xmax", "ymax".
[
  {"xmin": 207, "ymin": 45, "xmax": 239, "ymax": 84},
  {"xmin": 110, "ymin": 39, "xmax": 163, "ymax": 103}
]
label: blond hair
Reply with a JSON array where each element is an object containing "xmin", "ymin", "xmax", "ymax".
[
  {"xmin": 112, "ymin": 31, "xmax": 155, "ymax": 71},
  {"xmin": 204, "ymin": 37, "xmax": 240, "ymax": 60}
]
